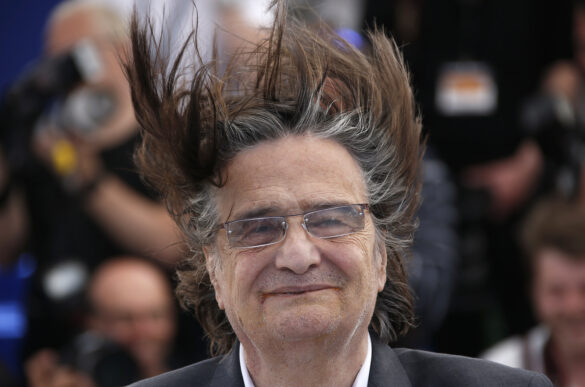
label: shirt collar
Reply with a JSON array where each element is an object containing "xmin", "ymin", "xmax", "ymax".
[{"xmin": 239, "ymin": 333, "xmax": 372, "ymax": 387}]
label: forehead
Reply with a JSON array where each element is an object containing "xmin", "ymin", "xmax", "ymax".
[
  {"xmin": 46, "ymin": 10, "xmax": 100, "ymax": 55},
  {"xmin": 534, "ymin": 249, "xmax": 585, "ymax": 283},
  {"xmin": 217, "ymin": 135, "xmax": 367, "ymax": 220},
  {"xmin": 91, "ymin": 262, "xmax": 172, "ymax": 312}
]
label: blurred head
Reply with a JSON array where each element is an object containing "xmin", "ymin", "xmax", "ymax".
[
  {"xmin": 45, "ymin": 0, "xmax": 126, "ymax": 56},
  {"xmin": 43, "ymin": 0, "xmax": 136, "ymax": 148},
  {"xmin": 126, "ymin": 2, "xmax": 422, "ymax": 355},
  {"xmin": 87, "ymin": 256, "xmax": 176, "ymax": 377},
  {"xmin": 522, "ymin": 199, "xmax": 585, "ymax": 356}
]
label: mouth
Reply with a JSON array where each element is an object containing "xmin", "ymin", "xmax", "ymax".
[{"xmin": 262, "ymin": 285, "xmax": 340, "ymax": 299}]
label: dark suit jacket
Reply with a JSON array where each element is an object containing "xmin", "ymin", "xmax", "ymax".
[{"xmin": 128, "ymin": 336, "xmax": 552, "ymax": 386}]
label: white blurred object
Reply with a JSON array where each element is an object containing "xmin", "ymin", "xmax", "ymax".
[
  {"xmin": 289, "ymin": 0, "xmax": 365, "ymax": 30},
  {"xmin": 60, "ymin": 88, "xmax": 116, "ymax": 134},
  {"xmin": 220, "ymin": 0, "xmax": 274, "ymax": 27},
  {"xmin": 43, "ymin": 260, "xmax": 88, "ymax": 301},
  {"xmin": 436, "ymin": 61, "xmax": 498, "ymax": 116},
  {"xmin": 70, "ymin": 39, "xmax": 103, "ymax": 83}
]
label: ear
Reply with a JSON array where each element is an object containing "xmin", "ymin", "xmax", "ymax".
[
  {"xmin": 375, "ymin": 239, "xmax": 388, "ymax": 293},
  {"xmin": 203, "ymin": 246, "xmax": 225, "ymax": 310}
]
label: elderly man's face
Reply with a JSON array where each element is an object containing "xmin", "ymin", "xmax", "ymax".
[
  {"xmin": 532, "ymin": 249, "xmax": 585, "ymax": 355},
  {"xmin": 207, "ymin": 135, "xmax": 387, "ymax": 347}
]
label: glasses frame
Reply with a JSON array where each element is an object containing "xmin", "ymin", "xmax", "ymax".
[{"xmin": 218, "ymin": 203, "xmax": 370, "ymax": 249}]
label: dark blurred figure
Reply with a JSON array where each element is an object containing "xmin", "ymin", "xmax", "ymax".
[
  {"xmin": 0, "ymin": 148, "xmax": 29, "ymax": 269},
  {"xmin": 482, "ymin": 199, "xmax": 585, "ymax": 387},
  {"xmin": 25, "ymin": 255, "xmax": 204, "ymax": 387},
  {"xmin": 0, "ymin": 147, "xmax": 32, "ymax": 387},
  {"xmin": 364, "ymin": 0, "xmax": 576, "ymax": 356},
  {"xmin": 400, "ymin": 148, "xmax": 459, "ymax": 350},
  {"xmin": 527, "ymin": 0, "xmax": 585, "ymax": 201}
]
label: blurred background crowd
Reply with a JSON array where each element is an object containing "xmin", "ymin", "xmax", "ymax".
[{"xmin": 1, "ymin": 0, "xmax": 585, "ymax": 386}]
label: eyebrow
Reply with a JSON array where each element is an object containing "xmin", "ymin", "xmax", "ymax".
[
  {"xmin": 230, "ymin": 200, "xmax": 356, "ymax": 222},
  {"xmin": 306, "ymin": 200, "xmax": 354, "ymax": 212},
  {"xmin": 233, "ymin": 206, "xmax": 282, "ymax": 221}
]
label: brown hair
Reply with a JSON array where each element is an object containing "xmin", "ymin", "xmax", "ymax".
[
  {"xmin": 521, "ymin": 198, "xmax": 585, "ymax": 260},
  {"xmin": 125, "ymin": 1, "xmax": 423, "ymax": 355}
]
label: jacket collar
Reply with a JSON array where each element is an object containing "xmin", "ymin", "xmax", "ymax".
[
  {"xmin": 209, "ymin": 344, "xmax": 245, "ymax": 387},
  {"xmin": 368, "ymin": 335, "xmax": 412, "ymax": 387},
  {"xmin": 211, "ymin": 336, "xmax": 411, "ymax": 387}
]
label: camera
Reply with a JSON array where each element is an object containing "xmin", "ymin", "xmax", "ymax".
[
  {"xmin": 59, "ymin": 331, "xmax": 140, "ymax": 387},
  {"xmin": 520, "ymin": 92, "xmax": 585, "ymax": 198},
  {"xmin": 0, "ymin": 39, "xmax": 107, "ymax": 172}
]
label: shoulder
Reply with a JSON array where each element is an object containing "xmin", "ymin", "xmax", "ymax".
[
  {"xmin": 480, "ymin": 335, "xmax": 525, "ymax": 367},
  {"xmin": 480, "ymin": 325, "xmax": 549, "ymax": 370},
  {"xmin": 392, "ymin": 348, "xmax": 552, "ymax": 387},
  {"xmin": 126, "ymin": 356, "xmax": 224, "ymax": 387}
]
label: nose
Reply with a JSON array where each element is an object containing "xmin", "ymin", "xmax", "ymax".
[{"xmin": 274, "ymin": 218, "xmax": 321, "ymax": 274}]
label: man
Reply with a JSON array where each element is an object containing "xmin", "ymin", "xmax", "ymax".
[
  {"xmin": 482, "ymin": 199, "xmax": 585, "ymax": 386},
  {"xmin": 31, "ymin": 0, "xmax": 183, "ymax": 266},
  {"xmin": 125, "ymin": 2, "xmax": 551, "ymax": 386},
  {"xmin": 26, "ymin": 256, "xmax": 191, "ymax": 386}
]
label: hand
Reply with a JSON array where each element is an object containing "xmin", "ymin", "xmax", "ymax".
[
  {"xmin": 32, "ymin": 124, "xmax": 105, "ymax": 194},
  {"xmin": 25, "ymin": 349, "xmax": 96, "ymax": 387},
  {"xmin": 462, "ymin": 140, "xmax": 543, "ymax": 220}
]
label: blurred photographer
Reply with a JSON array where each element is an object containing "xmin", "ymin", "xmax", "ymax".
[
  {"xmin": 25, "ymin": 256, "xmax": 187, "ymax": 387},
  {"xmin": 523, "ymin": 0, "xmax": 585, "ymax": 202},
  {"xmin": 28, "ymin": 0, "xmax": 182, "ymax": 265},
  {"xmin": 11, "ymin": 0, "xmax": 188, "ymax": 367}
]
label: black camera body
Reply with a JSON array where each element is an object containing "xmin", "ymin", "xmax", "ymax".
[
  {"xmin": 520, "ymin": 93, "xmax": 585, "ymax": 198},
  {"xmin": 59, "ymin": 331, "xmax": 140, "ymax": 387},
  {"xmin": 0, "ymin": 40, "xmax": 106, "ymax": 172}
]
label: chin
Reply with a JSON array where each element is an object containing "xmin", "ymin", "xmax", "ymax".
[
  {"xmin": 553, "ymin": 323, "xmax": 585, "ymax": 351},
  {"xmin": 268, "ymin": 305, "xmax": 342, "ymax": 342}
]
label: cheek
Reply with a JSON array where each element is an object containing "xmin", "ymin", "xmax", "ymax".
[
  {"xmin": 327, "ymin": 237, "xmax": 365, "ymax": 271},
  {"xmin": 534, "ymin": 284, "xmax": 562, "ymax": 319},
  {"xmin": 216, "ymin": 246, "xmax": 269, "ymax": 305},
  {"xmin": 103, "ymin": 320, "xmax": 135, "ymax": 344},
  {"xmin": 327, "ymin": 234, "xmax": 379, "ymax": 291},
  {"xmin": 149, "ymin": 313, "xmax": 176, "ymax": 340}
]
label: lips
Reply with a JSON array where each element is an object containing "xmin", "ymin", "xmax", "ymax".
[{"xmin": 262, "ymin": 284, "xmax": 340, "ymax": 299}]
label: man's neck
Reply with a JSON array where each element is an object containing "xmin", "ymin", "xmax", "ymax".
[{"xmin": 241, "ymin": 330, "xmax": 369, "ymax": 387}]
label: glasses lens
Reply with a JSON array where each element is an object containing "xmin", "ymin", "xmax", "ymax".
[
  {"xmin": 304, "ymin": 205, "xmax": 365, "ymax": 238},
  {"xmin": 226, "ymin": 217, "xmax": 285, "ymax": 247}
]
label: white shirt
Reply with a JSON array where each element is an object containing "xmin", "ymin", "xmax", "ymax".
[{"xmin": 239, "ymin": 334, "xmax": 372, "ymax": 387}]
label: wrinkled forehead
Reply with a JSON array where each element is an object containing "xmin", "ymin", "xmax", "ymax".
[{"xmin": 215, "ymin": 135, "xmax": 368, "ymax": 220}]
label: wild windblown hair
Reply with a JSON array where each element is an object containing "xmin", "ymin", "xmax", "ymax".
[{"xmin": 125, "ymin": 2, "xmax": 423, "ymax": 355}]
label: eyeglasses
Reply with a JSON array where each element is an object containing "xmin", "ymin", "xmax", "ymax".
[{"xmin": 219, "ymin": 204, "xmax": 369, "ymax": 249}]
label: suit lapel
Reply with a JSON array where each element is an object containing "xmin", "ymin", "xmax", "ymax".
[
  {"xmin": 209, "ymin": 344, "xmax": 246, "ymax": 387},
  {"xmin": 208, "ymin": 338, "xmax": 410, "ymax": 387},
  {"xmin": 368, "ymin": 336, "xmax": 412, "ymax": 387}
]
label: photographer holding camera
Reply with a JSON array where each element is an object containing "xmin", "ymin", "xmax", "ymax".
[
  {"xmin": 2, "ymin": 0, "xmax": 194, "ymax": 374},
  {"xmin": 27, "ymin": 0, "xmax": 183, "ymax": 266},
  {"xmin": 25, "ymin": 255, "xmax": 190, "ymax": 387}
]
